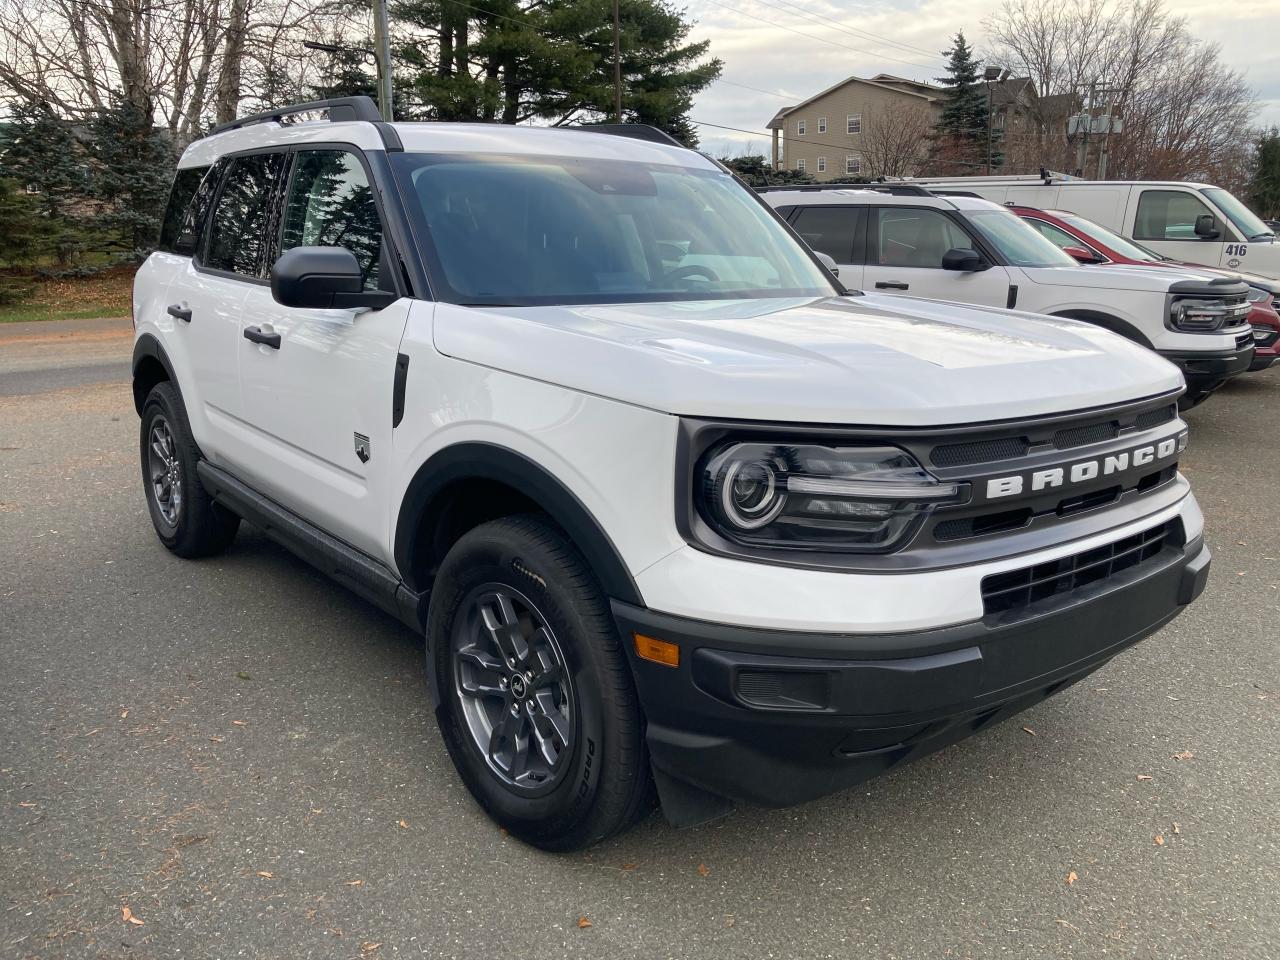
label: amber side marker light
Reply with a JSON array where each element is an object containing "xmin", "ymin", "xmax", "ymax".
[{"xmin": 634, "ymin": 633, "xmax": 680, "ymax": 667}]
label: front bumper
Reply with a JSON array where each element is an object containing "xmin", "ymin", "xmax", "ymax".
[
  {"xmin": 1160, "ymin": 342, "xmax": 1254, "ymax": 395},
  {"xmin": 615, "ymin": 533, "xmax": 1209, "ymax": 815}
]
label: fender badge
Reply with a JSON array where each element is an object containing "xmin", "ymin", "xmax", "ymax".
[{"xmin": 354, "ymin": 432, "xmax": 371, "ymax": 463}]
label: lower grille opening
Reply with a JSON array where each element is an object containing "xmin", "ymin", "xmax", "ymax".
[
  {"xmin": 736, "ymin": 670, "xmax": 830, "ymax": 711},
  {"xmin": 1137, "ymin": 464, "xmax": 1178, "ymax": 493},
  {"xmin": 980, "ymin": 520, "xmax": 1177, "ymax": 616},
  {"xmin": 935, "ymin": 509, "xmax": 1033, "ymax": 542},
  {"xmin": 1056, "ymin": 485, "xmax": 1121, "ymax": 517}
]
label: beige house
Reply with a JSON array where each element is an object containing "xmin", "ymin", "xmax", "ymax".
[{"xmin": 767, "ymin": 74, "xmax": 942, "ymax": 181}]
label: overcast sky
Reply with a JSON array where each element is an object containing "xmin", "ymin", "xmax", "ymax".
[{"xmin": 681, "ymin": 0, "xmax": 1280, "ymax": 158}]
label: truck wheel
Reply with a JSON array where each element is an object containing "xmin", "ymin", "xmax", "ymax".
[
  {"xmin": 428, "ymin": 515, "xmax": 653, "ymax": 850},
  {"xmin": 139, "ymin": 382, "xmax": 239, "ymax": 557}
]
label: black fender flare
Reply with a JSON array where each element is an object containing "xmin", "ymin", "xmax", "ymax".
[
  {"xmin": 1049, "ymin": 309, "xmax": 1154, "ymax": 349},
  {"xmin": 393, "ymin": 442, "xmax": 644, "ymax": 606},
  {"xmin": 131, "ymin": 333, "xmax": 179, "ymax": 415}
]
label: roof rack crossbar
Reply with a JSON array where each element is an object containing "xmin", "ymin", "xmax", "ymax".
[
  {"xmin": 572, "ymin": 123, "xmax": 684, "ymax": 147},
  {"xmin": 210, "ymin": 96, "xmax": 383, "ymax": 136}
]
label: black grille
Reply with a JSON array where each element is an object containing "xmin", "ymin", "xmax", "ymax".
[
  {"xmin": 931, "ymin": 436, "xmax": 1030, "ymax": 467},
  {"xmin": 1135, "ymin": 404, "xmax": 1176, "ymax": 431},
  {"xmin": 980, "ymin": 520, "xmax": 1176, "ymax": 615},
  {"xmin": 1237, "ymin": 331, "xmax": 1253, "ymax": 349},
  {"xmin": 1052, "ymin": 421, "xmax": 1119, "ymax": 450}
]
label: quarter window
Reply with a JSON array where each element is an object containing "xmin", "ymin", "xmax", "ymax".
[
  {"xmin": 205, "ymin": 152, "xmax": 286, "ymax": 277},
  {"xmin": 281, "ymin": 150, "xmax": 384, "ymax": 289},
  {"xmin": 1134, "ymin": 190, "xmax": 1218, "ymax": 241},
  {"xmin": 847, "ymin": 114, "xmax": 862, "ymax": 134},
  {"xmin": 871, "ymin": 208, "xmax": 972, "ymax": 268},
  {"xmin": 158, "ymin": 166, "xmax": 211, "ymax": 255}
]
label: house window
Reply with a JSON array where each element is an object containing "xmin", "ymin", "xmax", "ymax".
[
  {"xmin": 817, "ymin": 157, "xmax": 827, "ymax": 173},
  {"xmin": 845, "ymin": 156, "xmax": 861, "ymax": 175},
  {"xmin": 818, "ymin": 117, "xmax": 827, "ymax": 133},
  {"xmin": 796, "ymin": 158, "xmax": 806, "ymax": 172},
  {"xmin": 847, "ymin": 114, "xmax": 862, "ymax": 134},
  {"xmin": 796, "ymin": 119, "xmax": 806, "ymax": 135}
]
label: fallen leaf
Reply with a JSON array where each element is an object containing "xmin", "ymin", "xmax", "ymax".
[
  {"xmin": 231, "ymin": 720, "xmax": 247, "ymax": 726},
  {"xmin": 1022, "ymin": 726, "xmax": 1037, "ymax": 737},
  {"xmin": 209, "ymin": 736, "xmax": 225, "ymax": 743},
  {"xmin": 1173, "ymin": 822, "xmax": 1181, "ymax": 835},
  {"xmin": 577, "ymin": 917, "xmax": 592, "ymax": 929},
  {"xmin": 345, "ymin": 879, "xmax": 364, "ymax": 886},
  {"xmin": 397, "ymin": 819, "xmax": 409, "ymax": 829},
  {"xmin": 1136, "ymin": 774, "xmax": 1153, "ymax": 781},
  {"xmin": 236, "ymin": 672, "xmax": 252, "ymax": 681},
  {"xmin": 697, "ymin": 863, "xmax": 710, "ymax": 877},
  {"xmin": 120, "ymin": 709, "xmax": 129, "ymax": 719},
  {"xmin": 121, "ymin": 905, "xmax": 144, "ymax": 925},
  {"xmin": 1172, "ymin": 750, "xmax": 1195, "ymax": 761},
  {"xmin": 360, "ymin": 943, "xmax": 381, "ymax": 954},
  {"xmin": 1066, "ymin": 871, "xmax": 1078, "ymax": 886},
  {"xmin": 1154, "ymin": 834, "xmax": 1165, "ymax": 846},
  {"xmin": 256, "ymin": 871, "xmax": 274, "ymax": 879},
  {"xmin": 18, "ymin": 801, "xmax": 35, "ymax": 808},
  {"xmin": 622, "ymin": 863, "xmax": 636, "ymax": 870}
]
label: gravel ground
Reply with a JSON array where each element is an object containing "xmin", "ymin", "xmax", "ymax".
[{"xmin": 2, "ymin": 318, "xmax": 1277, "ymax": 959}]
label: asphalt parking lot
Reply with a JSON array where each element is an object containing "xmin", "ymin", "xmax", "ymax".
[{"xmin": 2, "ymin": 317, "xmax": 1278, "ymax": 960}]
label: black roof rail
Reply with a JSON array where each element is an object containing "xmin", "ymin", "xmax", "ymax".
[
  {"xmin": 928, "ymin": 189, "xmax": 985, "ymax": 199},
  {"xmin": 209, "ymin": 96, "xmax": 383, "ymax": 136},
  {"xmin": 756, "ymin": 182, "xmax": 937, "ymax": 197},
  {"xmin": 572, "ymin": 123, "xmax": 684, "ymax": 147}
]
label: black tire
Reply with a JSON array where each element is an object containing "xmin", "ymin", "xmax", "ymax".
[
  {"xmin": 428, "ymin": 514, "xmax": 653, "ymax": 850},
  {"xmin": 139, "ymin": 381, "xmax": 239, "ymax": 557}
]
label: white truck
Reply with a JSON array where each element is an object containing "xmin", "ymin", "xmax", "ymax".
[
  {"xmin": 900, "ymin": 172, "xmax": 1280, "ymax": 280},
  {"xmin": 133, "ymin": 97, "xmax": 1212, "ymax": 849},
  {"xmin": 760, "ymin": 186, "xmax": 1254, "ymax": 407}
]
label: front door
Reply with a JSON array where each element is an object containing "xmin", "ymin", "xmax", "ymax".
[
  {"xmin": 788, "ymin": 205, "xmax": 865, "ymax": 289},
  {"xmin": 234, "ymin": 148, "xmax": 412, "ymax": 560},
  {"xmin": 1127, "ymin": 188, "xmax": 1232, "ymax": 270},
  {"xmin": 862, "ymin": 206, "xmax": 1013, "ymax": 306}
]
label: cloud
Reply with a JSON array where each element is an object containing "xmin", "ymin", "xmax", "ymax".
[{"xmin": 683, "ymin": 0, "xmax": 1280, "ymax": 157}]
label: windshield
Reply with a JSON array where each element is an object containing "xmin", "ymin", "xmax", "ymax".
[
  {"xmin": 963, "ymin": 208, "xmax": 1078, "ymax": 268},
  {"xmin": 391, "ymin": 153, "xmax": 837, "ymax": 306},
  {"xmin": 1203, "ymin": 188, "xmax": 1274, "ymax": 241},
  {"xmin": 1056, "ymin": 212, "xmax": 1164, "ymax": 262}
]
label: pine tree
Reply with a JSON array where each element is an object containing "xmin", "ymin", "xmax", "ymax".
[
  {"xmin": 84, "ymin": 98, "xmax": 173, "ymax": 258},
  {"xmin": 0, "ymin": 101, "xmax": 91, "ymax": 265},
  {"xmin": 929, "ymin": 31, "xmax": 989, "ymax": 174},
  {"xmin": 1249, "ymin": 128, "xmax": 1280, "ymax": 220}
]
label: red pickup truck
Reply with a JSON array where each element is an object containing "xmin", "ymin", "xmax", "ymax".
[{"xmin": 1012, "ymin": 205, "xmax": 1279, "ymax": 372}]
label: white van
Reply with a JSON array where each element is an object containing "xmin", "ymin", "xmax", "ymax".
[{"xmin": 904, "ymin": 173, "xmax": 1280, "ymax": 281}]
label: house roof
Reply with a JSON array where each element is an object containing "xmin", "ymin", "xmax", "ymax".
[{"xmin": 767, "ymin": 75, "xmax": 939, "ymax": 129}]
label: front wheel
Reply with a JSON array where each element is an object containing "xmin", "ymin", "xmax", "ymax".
[{"xmin": 428, "ymin": 515, "xmax": 653, "ymax": 850}]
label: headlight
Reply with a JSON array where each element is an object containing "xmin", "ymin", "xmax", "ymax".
[
  {"xmin": 697, "ymin": 442, "xmax": 962, "ymax": 552},
  {"xmin": 1168, "ymin": 296, "xmax": 1249, "ymax": 331},
  {"xmin": 1246, "ymin": 286, "xmax": 1269, "ymax": 304}
]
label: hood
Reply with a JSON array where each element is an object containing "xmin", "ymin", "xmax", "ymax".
[
  {"xmin": 1023, "ymin": 263, "xmax": 1225, "ymax": 292},
  {"xmin": 432, "ymin": 294, "xmax": 1183, "ymax": 426}
]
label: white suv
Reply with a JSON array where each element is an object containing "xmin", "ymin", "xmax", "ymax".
[
  {"xmin": 762, "ymin": 186, "xmax": 1255, "ymax": 408},
  {"xmin": 133, "ymin": 97, "xmax": 1212, "ymax": 850}
]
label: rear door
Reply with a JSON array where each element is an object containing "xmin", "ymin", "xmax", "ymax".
[
  {"xmin": 1127, "ymin": 187, "xmax": 1233, "ymax": 269},
  {"xmin": 788, "ymin": 205, "xmax": 864, "ymax": 289},
  {"xmin": 862, "ymin": 206, "xmax": 1013, "ymax": 305},
  {"xmin": 234, "ymin": 146, "xmax": 413, "ymax": 559}
]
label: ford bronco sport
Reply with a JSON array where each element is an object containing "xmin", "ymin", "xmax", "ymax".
[{"xmin": 133, "ymin": 97, "xmax": 1212, "ymax": 850}]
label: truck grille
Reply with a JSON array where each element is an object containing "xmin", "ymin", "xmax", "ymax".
[{"xmin": 980, "ymin": 520, "xmax": 1177, "ymax": 615}]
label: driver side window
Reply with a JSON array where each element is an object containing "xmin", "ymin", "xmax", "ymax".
[
  {"xmin": 1134, "ymin": 190, "xmax": 1217, "ymax": 241},
  {"xmin": 872, "ymin": 208, "xmax": 972, "ymax": 268},
  {"xmin": 280, "ymin": 150, "xmax": 384, "ymax": 290}
]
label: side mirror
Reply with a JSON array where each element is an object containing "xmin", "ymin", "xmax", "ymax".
[
  {"xmin": 814, "ymin": 251, "xmax": 840, "ymax": 278},
  {"xmin": 941, "ymin": 247, "xmax": 985, "ymax": 272},
  {"xmin": 270, "ymin": 246, "xmax": 395, "ymax": 310},
  {"xmin": 1062, "ymin": 245, "xmax": 1100, "ymax": 264},
  {"xmin": 1194, "ymin": 214, "xmax": 1221, "ymax": 240}
]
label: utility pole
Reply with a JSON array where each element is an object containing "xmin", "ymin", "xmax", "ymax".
[
  {"xmin": 1097, "ymin": 90, "xmax": 1118, "ymax": 180},
  {"xmin": 372, "ymin": 0, "xmax": 394, "ymax": 121},
  {"xmin": 1075, "ymin": 79, "xmax": 1095, "ymax": 178},
  {"xmin": 612, "ymin": 0, "xmax": 622, "ymax": 123}
]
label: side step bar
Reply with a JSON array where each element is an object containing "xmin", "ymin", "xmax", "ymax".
[{"xmin": 196, "ymin": 461, "xmax": 428, "ymax": 633}]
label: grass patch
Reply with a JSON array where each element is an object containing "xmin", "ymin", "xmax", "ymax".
[{"xmin": 0, "ymin": 264, "xmax": 134, "ymax": 323}]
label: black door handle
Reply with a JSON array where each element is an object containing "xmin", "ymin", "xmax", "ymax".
[
  {"xmin": 875, "ymin": 281, "xmax": 910, "ymax": 290},
  {"xmin": 243, "ymin": 325, "xmax": 281, "ymax": 349},
  {"xmin": 167, "ymin": 304, "xmax": 192, "ymax": 322}
]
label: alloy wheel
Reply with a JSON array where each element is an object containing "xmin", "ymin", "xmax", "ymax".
[{"xmin": 147, "ymin": 416, "xmax": 183, "ymax": 528}]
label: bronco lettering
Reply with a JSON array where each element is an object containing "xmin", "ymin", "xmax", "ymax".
[{"xmin": 985, "ymin": 432, "xmax": 1187, "ymax": 499}]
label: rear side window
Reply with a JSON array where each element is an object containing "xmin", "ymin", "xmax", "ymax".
[
  {"xmin": 158, "ymin": 165, "xmax": 213, "ymax": 256},
  {"xmin": 791, "ymin": 206, "xmax": 859, "ymax": 263},
  {"xmin": 205, "ymin": 153, "xmax": 286, "ymax": 277},
  {"xmin": 1134, "ymin": 190, "xmax": 1217, "ymax": 241},
  {"xmin": 280, "ymin": 150, "xmax": 383, "ymax": 290}
]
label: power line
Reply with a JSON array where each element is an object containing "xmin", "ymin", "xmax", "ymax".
[
  {"xmin": 711, "ymin": 78, "xmax": 792, "ymax": 100},
  {"xmin": 742, "ymin": 0, "xmax": 946, "ymax": 64}
]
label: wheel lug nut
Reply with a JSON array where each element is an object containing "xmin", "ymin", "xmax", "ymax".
[
  {"xmin": 510, "ymin": 703, "xmax": 519, "ymax": 716},
  {"xmin": 524, "ymin": 670, "xmax": 534, "ymax": 682}
]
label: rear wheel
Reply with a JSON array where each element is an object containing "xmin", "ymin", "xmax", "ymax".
[
  {"xmin": 140, "ymin": 382, "xmax": 239, "ymax": 557},
  {"xmin": 428, "ymin": 515, "xmax": 653, "ymax": 850}
]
